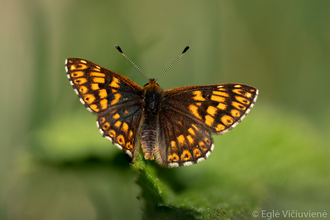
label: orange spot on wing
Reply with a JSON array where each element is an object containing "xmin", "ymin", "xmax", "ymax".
[
  {"xmin": 111, "ymin": 93, "xmax": 121, "ymax": 105},
  {"xmin": 99, "ymin": 89, "xmax": 108, "ymax": 99},
  {"xmin": 217, "ymin": 86, "xmax": 226, "ymax": 91},
  {"xmin": 192, "ymin": 124, "xmax": 199, "ymax": 131},
  {"xmin": 212, "ymin": 91, "xmax": 229, "ymax": 97},
  {"xmin": 92, "ymin": 77, "xmax": 105, "ymax": 83},
  {"xmin": 231, "ymin": 109, "xmax": 241, "ymax": 118},
  {"xmin": 83, "ymin": 94, "xmax": 95, "ymax": 104},
  {"xmin": 213, "ymin": 91, "xmax": 229, "ymax": 97},
  {"xmin": 199, "ymin": 141, "xmax": 208, "ymax": 152},
  {"xmin": 109, "ymin": 130, "xmax": 116, "ymax": 138},
  {"xmin": 204, "ymin": 137, "xmax": 211, "ymax": 145},
  {"xmin": 211, "ymin": 95, "xmax": 226, "ymax": 102},
  {"xmin": 110, "ymin": 77, "xmax": 120, "ymax": 88},
  {"xmin": 114, "ymin": 121, "xmax": 122, "ymax": 128},
  {"xmin": 122, "ymin": 122, "xmax": 129, "ymax": 132},
  {"xmin": 92, "ymin": 67, "xmax": 100, "ymax": 72},
  {"xmin": 192, "ymin": 91, "xmax": 206, "ymax": 101},
  {"xmin": 171, "ymin": 141, "xmax": 177, "ymax": 151},
  {"xmin": 74, "ymin": 78, "xmax": 87, "ymax": 85},
  {"xmin": 171, "ymin": 153, "xmax": 179, "ymax": 162},
  {"xmin": 113, "ymin": 113, "xmax": 120, "ymax": 119},
  {"xmin": 90, "ymin": 104, "xmax": 99, "ymax": 112},
  {"xmin": 188, "ymin": 105, "xmax": 202, "ymax": 120},
  {"xmin": 217, "ymin": 103, "xmax": 227, "ymax": 110},
  {"xmin": 71, "ymin": 71, "xmax": 84, "ymax": 78},
  {"xmin": 206, "ymin": 106, "xmax": 218, "ymax": 117},
  {"xmin": 181, "ymin": 150, "xmax": 192, "ymax": 161},
  {"xmin": 99, "ymin": 117, "xmax": 106, "ymax": 123},
  {"xmin": 100, "ymin": 99, "xmax": 108, "ymax": 110},
  {"xmin": 90, "ymin": 72, "xmax": 105, "ymax": 77},
  {"xmin": 232, "ymin": 89, "xmax": 243, "ymax": 95},
  {"xmin": 90, "ymin": 83, "xmax": 99, "ymax": 90},
  {"xmin": 193, "ymin": 148, "xmax": 202, "ymax": 158},
  {"xmin": 205, "ymin": 115, "xmax": 214, "ymax": 126},
  {"xmin": 129, "ymin": 130, "xmax": 133, "ymax": 139},
  {"xmin": 71, "ymin": 63, "xmax": 87, "ymax": 70},
  {"xmin": 117, "ymin": 135, "xmax": 125, "ymax": 145},
  {"xmin": 177, "ymin": 135, "xmax": 185, "ymax": 145},
  {"xmin": 186, "ymin": 135, "xmax": 194, "ymax": 144},
  {"xmin": 102, "ymin": 122, "xmax": 110, "ymax": 130},
  {"xmin": 188, "ymin": 128, "xmax": 195, "ymax": 136},
  {"xmin": 221, "ymin": 115, "xmax": 234, "ymax": 126},
  {"xmin": 126, "ymin": 142, "xmax": 133, "ymax": 150},
  {"xmin": 235, "ymin": 96, "xmax": 250, "ymax": 105},
  {"xmin": 78, "ymin": 86, "xmax": 88, "ymax": 94},
  {"xmin": 232, "ymin": 101, "xmax": 246, "ymax": 110},
  {"xmin": 215, "ymin": 124, "xmax": 225, "ymax": 132}
]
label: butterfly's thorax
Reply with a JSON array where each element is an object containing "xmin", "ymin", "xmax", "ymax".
[{"xmin": 140, "ymin": 80, "xmax": 163, "ymax": 160}]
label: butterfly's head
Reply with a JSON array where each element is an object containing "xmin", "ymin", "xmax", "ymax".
[{"xmin": 143, "ymin": 78, "xmax": 162, "ymax": 92}]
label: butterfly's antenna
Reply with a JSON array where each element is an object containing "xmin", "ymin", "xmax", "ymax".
[
  {"xmin": 115, "ymin": 45, "xmax": 150, "ymax": 81},
  {"xmin": 155, "ymin": 46, "xmax": 190, "ymax": 82}
]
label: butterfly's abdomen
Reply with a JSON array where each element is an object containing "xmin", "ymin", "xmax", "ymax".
[
  {"xmin": 140, "ymin": 127, "xmax": 157, "ymax": 159},
  {"xmin": 140, "ymin": 80, "xmax": 163, "ymax": 160}
]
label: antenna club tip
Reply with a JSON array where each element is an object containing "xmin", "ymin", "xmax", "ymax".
[
  {"xmin": 115, "ymin": 45, "xmax": 123, "ymax": 53},
  {"xmin": 182, "ymin": 46, "xmax": 190, "ymax": 54}
]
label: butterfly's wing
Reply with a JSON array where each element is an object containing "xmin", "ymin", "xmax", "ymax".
[
  {"xmin": 155, "ymin": 84, "xmax": 258, "ymax": 167},
  {"xmin": 66, "ymin": 58, "xmax": 144, "ymax": 158}
]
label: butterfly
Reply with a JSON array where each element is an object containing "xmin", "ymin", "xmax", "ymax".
[{"xmin": 65, "ymin": 46, "xmax": 258, "ymax": 167}]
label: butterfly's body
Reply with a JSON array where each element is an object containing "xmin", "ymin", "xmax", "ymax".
[
  {"xmin": 66, "ymin": 57, "xmax": 258, "ymax": 167},
  {"xmin": 140, "ymin": 80, "xmax": 163, "ymax": 160}
]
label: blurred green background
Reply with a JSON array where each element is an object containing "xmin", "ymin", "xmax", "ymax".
[{"xmin": 1, "ymin": 0, "xmax": 330, "ymax": 219}]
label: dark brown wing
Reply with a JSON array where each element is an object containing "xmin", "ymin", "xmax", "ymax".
[
  {"xmin": 155, "ymin": 83, "xmax": 258, "ymax": 167},
  {"xmin": 65, "ymin": 58, "xmax": 143, "ymax": 158}
]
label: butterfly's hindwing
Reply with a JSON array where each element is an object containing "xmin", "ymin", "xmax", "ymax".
[
  {"xmin": 156, "ymin": 108, "xmax": 214, "ymax": 167},
  {"xmin": 97, "ymin": 104, "xmax": 143, "ymax": 158}
]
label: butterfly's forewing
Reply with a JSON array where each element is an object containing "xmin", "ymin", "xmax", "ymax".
[
  {"xmin": 66, "ymin": 58, "xmax": 144, "ymax": 158},
  {"xmin": 156, "ymin": 84, "xmax": 258, "ymax": 167}
]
